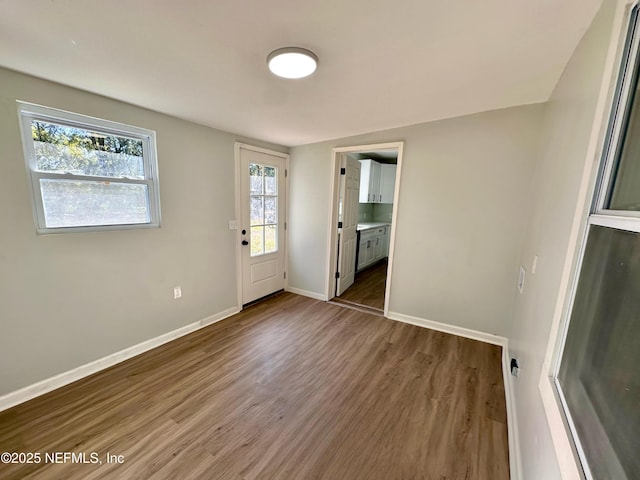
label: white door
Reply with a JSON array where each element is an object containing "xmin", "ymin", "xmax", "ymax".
[
  {"xmin": 336, "ymin": 156, "xmax": 361, "ymax": 295},
  {"xmin": 239, "ymin": 146, "xmax": 287, "ymax": 305}
]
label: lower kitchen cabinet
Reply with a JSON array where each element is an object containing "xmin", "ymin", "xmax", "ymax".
[{"xmin": 357, "ymin": 225, "xmax": 390, "ymax": 271}]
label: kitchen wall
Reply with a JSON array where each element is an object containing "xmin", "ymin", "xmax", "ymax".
[
  {"xmin": 372, "ymin": 203, "xmax": 393, "ymax": 223},
  {"xmin": 357, "ymin": 202, "xmax": 392, "ymax": 223},
  {"xmin": 509, "ymin": 0, "xmax": 617, "ymax": 478},
  {"xmin": 0, "ymin": 67, "xmax": 286, "ymax": 396},
  {"xmin": 358, "ymin": 203, "xmax": 373, "ymax": 222},
  {"xmin": 289, "ymin": 103, "xmax": 544, "ymax": 337}
]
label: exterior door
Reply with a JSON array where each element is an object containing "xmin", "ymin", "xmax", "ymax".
[
  {"xmin": 336, "ymin": 156, "xmax": 361, "ymax": 295},
  {"xmin": 239, "ymin": 145, "xmax": 287, "ymax": 305}
]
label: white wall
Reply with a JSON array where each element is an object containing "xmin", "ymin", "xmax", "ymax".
[
  {"xmin": 289, "ymin": 104, "xmax": 544, "ymax": 337},
  {"xmin": 509, "ymin": 0, "xmax": 617, "ymax": 478},
  {"xmin": 0, "ymin": 67, "xmax": 286, "ymax": 396}
]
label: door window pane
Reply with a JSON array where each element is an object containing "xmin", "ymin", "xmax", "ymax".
[
  {"xmin": 558, "ymin": 225, "xmax": 640, "ymax": 479},
  {"xmin": 250, "ymin": 163, "xmax": 263, "ymax": 194},
  {"xmin": 264, "ymin": 166, "xmax": 277, "ymax": 194},
  {"xmin": 251, "ymin": 226, "xmax": 264, "ymax": 256},
  {"xmin": 248, "ymin": 162, "xmax": 278, "ymax": 257},
  {"xmin": 250, "ymin": 196, "xmax": 263, "ymax": 226},
  {"xmin": 264, "ymin": 196, "xmax": 277, "ymax": 224},
  {"xmin": 265, "ymin": 225, "xmax": 277, "ymax": 254}
]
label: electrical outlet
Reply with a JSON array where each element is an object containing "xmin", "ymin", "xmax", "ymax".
[{"xmin": 173, "ymin": 286, "xmax": 182, "ymax": 299}]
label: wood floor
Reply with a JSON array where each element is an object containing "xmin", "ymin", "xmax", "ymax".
[
  {"xmin": 335, "ymin": 260, "xmax": 388, "ymax": 311},
  {"xmin": 0, "ymin": 293, "xmax": 509, "ymax": 480}
]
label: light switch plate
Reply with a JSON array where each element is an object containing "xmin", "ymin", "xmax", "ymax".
[
  {"xmin": 518, "ymin": 266, "xmax": 526, "ymax": 294},
  {"xmin": 228, "ymin": 220, "xmax": 237, "ymax": 230}
]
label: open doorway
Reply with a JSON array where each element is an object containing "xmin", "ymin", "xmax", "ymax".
[{"xmin": 325, "ymin": 142, "xmax": 403, "ymax": 316}]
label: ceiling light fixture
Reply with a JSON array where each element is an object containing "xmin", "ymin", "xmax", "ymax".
[{"xmin": 267, "ymin": 47, "xmax": 318, "ymax": 79}]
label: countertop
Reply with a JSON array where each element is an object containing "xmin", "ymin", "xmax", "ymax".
[{"xmin": 357, "ymin": 222, "xmax": 391, "ymax": 231}]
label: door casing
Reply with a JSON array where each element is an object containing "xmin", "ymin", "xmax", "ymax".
[{"xmin": 325, "ymin": 141, "xmax": 404, "ymax": 316}]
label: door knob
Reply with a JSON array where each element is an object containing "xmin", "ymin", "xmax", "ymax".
[{"xmin": 242, "ymin": 240, "xmax": 249, "ymax": 246}]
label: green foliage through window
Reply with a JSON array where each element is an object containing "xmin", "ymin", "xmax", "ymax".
[{"xmin": 32, "ymin": 121, "xmax": 144, "ymax": 179}]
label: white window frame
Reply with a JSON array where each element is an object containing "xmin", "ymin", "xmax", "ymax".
[
  {"xmin": 17, "ymin": 102, "xmax": 161, "ymax": 234},
  {"xmin": 539, "ymin": 1, "xmax": 640, "ymax": 479}
]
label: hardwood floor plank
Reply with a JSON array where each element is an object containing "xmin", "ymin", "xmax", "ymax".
[
  {"xmin": 335, "ymin": 260, "xmax": 387, "ymax": 310},
  {"xmin": 0, "ymin": 293, "xmax": 508, "ymax": 480}
]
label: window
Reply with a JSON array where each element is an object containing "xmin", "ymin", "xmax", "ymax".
[
  {"xmin": 555, "ymin": 6, "xmax": 640, "ymax": 479},
  {"xmin": 18, "ymin": 103, "xmax": 161, "ymax": 233},
  {"xmin": 249, "ymin": 162, "xmax": 278, "ymax": 256}
]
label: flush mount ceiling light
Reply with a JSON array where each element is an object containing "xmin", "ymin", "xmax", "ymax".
[{"xmin": 267, "ymin": 47, "xmax": 318, "ymax": 79}]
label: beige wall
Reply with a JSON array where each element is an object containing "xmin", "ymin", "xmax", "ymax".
[
  {"xmin": 509, "ymin": 0, "xmax": 617, "ymax": 478},
  {"xmin": 0, "ymin": 67, "xmax": 286, "ymax": 396},
  {"xmin": 289, "ymin": 104, "xmax": 544, "ymax": 336}
]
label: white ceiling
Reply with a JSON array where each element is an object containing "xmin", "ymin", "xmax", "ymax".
[{"xmin": 0, "ymin": 0, "xmax": 602, "ymax": 146}]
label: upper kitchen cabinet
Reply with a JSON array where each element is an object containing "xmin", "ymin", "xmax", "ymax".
[
  {"xmin": 359, "ymin": 159, "xmax": 381, "ymax": 203},
  {"xmin": 379, "ymin": 164, "xmax": 397, "ymax": 203},
  {"xmin": 359, "ymin": 159, "xmax": 397, "ymax": 203}
]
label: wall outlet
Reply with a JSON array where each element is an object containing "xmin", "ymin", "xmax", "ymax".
[
  {"xmin": 173, "ymin": 286, "xmax": 182, "ymax": 299},
  {"xmin": 517, "ymin": 266, "xmax": 526, "ymax": 294}
]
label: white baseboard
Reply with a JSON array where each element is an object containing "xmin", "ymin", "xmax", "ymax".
[
  {"xmin": 0, "ymin": 306, "xmax": 240, "ymax": 413},
  {"xmin": 285, "ymin": 287, "xmax": 327, "ymax": 301},
  {"xmin": 386, "ymin": 311, "xmax": 508, "ymax": 346},
  {"xmin": 503, "ymin": 346, "xmax": 523, "ymax": 480}
]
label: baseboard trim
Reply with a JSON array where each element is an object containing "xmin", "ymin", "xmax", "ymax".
[
  {"xmin": 285, "ymin": 287, "xmax": 327, "ymax": 301},
  {"xmin": 386, "ymin": 311, "xmax": 508, "ymax": 346},
  {"xmin": 502, "ymin": 345, "xmax": 523, "ymax": 480},
  {"xmin": 0, "ymin": 306, "xmax": 240, "ymax": 413}
]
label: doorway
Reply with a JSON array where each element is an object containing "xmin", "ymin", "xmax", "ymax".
[
  {"xmin": 235, "ymin": 143, "xmax": 289, "ymax": 306},
  {"xmin": 326, "ymin": 142, "xmax": 403, "ymax": 316}
]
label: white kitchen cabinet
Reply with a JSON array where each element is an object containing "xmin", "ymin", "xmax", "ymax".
[
  {"xmin": 379, "ymin": 164, "xmax": 397, "ymax": 203},
  {"xmin": 372, "ymin": 226, "xmax": 389, "ymax": 261},
  {"xmin": 357, "ymin": 224, "xmax": 390, "ymax": 271},
  {"xmin": 356, "ymin": 239, "xmax": 373, "ymax": 271},
  {"xmin": 358, "ymin": 159, "xmax": 381, "ymax": 203},
  {"xmin": 358, "ymin": 230, "xmax": 376, "ymax": 270},
  {"xmin": 357, "ymin": 238, "xmax": 368, "ymax": 271},
  {"xmin": 359, "ymin": 160, "xmax": 396, "ymax": 204},
  {"xmin": 373, "ymin": 233, "xmax": 385, "ymax": 260}
]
